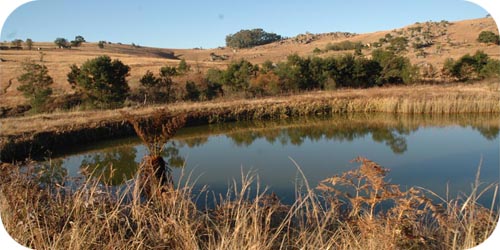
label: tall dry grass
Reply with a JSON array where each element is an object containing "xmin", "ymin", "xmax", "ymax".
[{"xmin": 1, "ymin": 156, "xmax": 497, "ymax": 249}]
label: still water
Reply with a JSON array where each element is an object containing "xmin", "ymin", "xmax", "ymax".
[{"xmin": 51, "ymin": 113, "xmax": 499, "ymax": 205}]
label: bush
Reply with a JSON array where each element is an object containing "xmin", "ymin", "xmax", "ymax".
[
  {"xmin": 477, "ymin": 31, "xmax": 499, "ymax": 45},
  {"xmin": 226, "ymin": 29, "xmax": 282, "ymax": 49},
  {"xmin": 184, "ymin": 81, "xmax": 201, "ymax": 101},
  {"xmin": 371, "ymin": 49, "xmax": 417, "ymax": 84},
  {"xmin": 222, "ymin": 59, "xmax": 258, "ymax": 93},
  {"xmin": 67, "ymin": 55, "xmax": 130, "ymax": 109},
  {"xmin": 325, "ymin": 41, "xmax": 363, "ymax": 51},
  {"xmin": 54, "ymin": 38, "xmax": 70, "ymax": 48},
  {"xmin": 177, "ymin": 59, "xmax": 191, "ymax": 74},
  {"xmin": 17, "ymin": 61, "xmax": 53, "ymax": 113},
  {"xmin": 137, "ymin": 66, "xmax": 179, "ymax": 104},
  {"xmin": 443, "ymin": 50, "xmax": 497, "ymax": 81}
]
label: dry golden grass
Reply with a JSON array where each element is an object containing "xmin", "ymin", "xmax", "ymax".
[
  {"xmin": 0, "ymin": 81, "xmax": 498, "ymax": 138},
  {"xmin": 0, "ymin": 156, "xmax": 497, "ymax": 249},
  {"xmin": 0, "ymin": 17, "xmax": 498, "ymax": 107}
]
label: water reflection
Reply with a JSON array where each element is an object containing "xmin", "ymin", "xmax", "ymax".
[
  {"xmin": 57, "ymin": 113, "xmax": 499, "ymax": 188},
  {"xmin": 78, "ymin": 142, "xmax": 187, "ymax": 185},
  {"xmin": 80, "ymin": 146, "xmax": 138, "ymax": 185}
]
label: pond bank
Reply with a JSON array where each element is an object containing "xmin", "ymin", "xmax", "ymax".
[{"xmin": 1, "ymin": 83, "xmax": 499, "ymax": 162}]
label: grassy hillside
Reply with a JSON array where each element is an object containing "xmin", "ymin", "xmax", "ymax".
[{"xmin": 0, "ymin": 17, "xmax": 498, "ymax": 107}]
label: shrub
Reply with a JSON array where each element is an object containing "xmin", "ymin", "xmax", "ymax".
[
  {"xmin": 222, "ymin": 59, "xmax": 258, "ymax": 93},
  {"xmin": 325, "ymin": 41, "xmax": 363, "ymax": 51},
  {"xmin": 177, "ymin": 59, "xmax": 191, "ymax": 74},
  {"xmin": 137, "ymin": 67, "xmax": 179, "ymax": 104},
  {"xmin": 372, "ymin": 49, "xmax": 417, "ymax": 84},
  {"xmin": 67, "ymin": 55, "xmax": 130, "ymax": 108},
  {"xmin": 17, "ymin": 61, "xmax": 53, "ymax": 113},
  {"xmin": 477, "ymin": 31, "xmax": 499, "ymax": 45},
  {"xmin": 184, "ymin": 81, "xmax": 200, "ymax": 101},
  {"xmin": 441, "ymin": 51, "xmax": 500, "ymax": 82}
]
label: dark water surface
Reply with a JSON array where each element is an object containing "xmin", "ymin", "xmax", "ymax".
[{"xmin": 50, "ymin": 113, "xmax": 499, "ymax": 206}]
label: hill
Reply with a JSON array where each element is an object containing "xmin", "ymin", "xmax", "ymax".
[{"xmin": 0, "ymin": 17, "xmax": 498, "ymax": 107}]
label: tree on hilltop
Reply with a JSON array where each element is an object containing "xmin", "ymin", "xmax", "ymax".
[
  {"xmin": 54, "ymin": 38, "xmax": 70, "ymax": 48},
  {"xmin": 226, "ymin": 28, "xmax": 282, "ymax": 49}
]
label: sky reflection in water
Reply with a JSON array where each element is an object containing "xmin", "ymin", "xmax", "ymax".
[{"xmin": 55, "ymin": 113, "xmax": 499, "ymax": 205}]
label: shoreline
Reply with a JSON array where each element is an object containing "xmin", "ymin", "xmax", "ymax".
[{"xmin": 1, "ymin": 83, "xmax": 499, "ymax": 162}]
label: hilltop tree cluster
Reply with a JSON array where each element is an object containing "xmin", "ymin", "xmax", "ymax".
[{"xmin": 225, "ymin": 29, "xmax": 282, "ymax": 49}]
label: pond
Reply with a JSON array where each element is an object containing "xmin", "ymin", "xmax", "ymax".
[{"xmin": 47, "ymin": 113, "xmax": 499, "ymax": 206}]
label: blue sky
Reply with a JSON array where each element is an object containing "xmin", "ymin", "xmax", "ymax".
[{"xmin": 0, "ymin": 0, "xmax": 492, "ymax": 49}]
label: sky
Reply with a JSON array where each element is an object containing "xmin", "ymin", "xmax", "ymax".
[{"xmin": 0, "ymin": 0, "xmax": 494, "ymax": 49}]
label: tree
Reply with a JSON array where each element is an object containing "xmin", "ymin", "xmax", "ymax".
[
  {"xmin": 371, "ymin": 49, "xmax": 415, "ymax": 84},
  {"xmin": 67, "ymin": 55, "xmax": 130, "ymax": 108},
  {"xmin": 11, "ymin": 39, "xmax": 23, "ymax": 48},
  {"xmin": 226, "ymin": 28, "xmax": 282, "ymax": 49},
  {"xmin": 184, "ymin": 81, "xmax": 200, "ymax": 101},
  {"xmin": 98, "ymin": 41, "xmax": 105, "ymax": 49},
  {"xmin": 222, "ymin": 59, "xmax": 258, "ymax": 92},
  {"xmin": 54, "ymin": 37, "xmax": 70, "ymax": 48},
  {"xmin": 447, "ymin": 50, "xmax": 494, "ymax": 81},
  {"xmin": 177, "ymin": 59, "xmax": 190, "ymax": 74},
  {"xmin": 159, "ymin": 66, "xmax": 178, "ymax": 102},
  {"xmin": 17, "ymin": 61, "xmax": 53, "ymax": 113},
  {"xmin": 477, "ymin": 31, "xmax": 499, "ymax": 45},
  {"xmin": 25, "ymin": 38, "xmax": 33, "ymax": 50},
  {"xmin": 71, "ymin": 35, "xmax": 86, "ymax": 47}
]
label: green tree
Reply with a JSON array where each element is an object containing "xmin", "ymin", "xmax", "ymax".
[
  {"xmin": 71, "ymin": 35, "xmax": 86, "ymax": 47},
  {"xmin": 138, "ymin": 70, "xmax": 163, "ymax": 104},
  {"xmin": 477, "ymin": 31, "xmax": 500, "ymax": 44},
  {"xmin": 98, "ymin": 41, "xmax": 105, "ymax": 49},
  {"xmin": 226, "ymin": 28, "xmax": 282, "ymax": 49},
  {"xmin": 17, "ymin": 61, "xmax": 53, "ymax": 113},
  {"xmin": 54, "ymin": 37, "xmax": 70, "ymax": 48},
  {"xmin": 222, "ymin": 59, "xmax": 258, "ymax": 93},
  {"xmin": 448, "ymin": 50, "xmax": 495, "ymax": 81},
  {"xmin": 159, "ymin": 65, "xmax": 178, "ymax": 102},
  {"xmin": 67, "ymin": 55, "xmax": 130, "ymax": 108},
  {"xmin": 372, "ymin": 49, "xmax": 415, "ymax": 84},
  {"xmin": 480, "ymin": 58, "xmax": 500, "ymax": 79},
  {"xmin": 11, "ymin": 39, "xmax": 23, "ymax": 48},
  {"xmin": 25, "ymin": 38, "xmax": 33, "ymax": 50},
  {"xmin": 177, "ymin": 59, "xmax": 191, "ymax": 74},
  {"xmin": 184, "ymin": 81, "xmax": 200, "ymax": 101}
]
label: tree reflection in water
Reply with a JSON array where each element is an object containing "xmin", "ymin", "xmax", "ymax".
[
  {"xmin": 74, "ymin": 113, "xmax": 498, "ymax": 185},
  {"xmin": 79, "ymin": 142, "xmax": 187, "ymax": 185},
  {"xmin": 80, "ymin": 146, "xmax": 138, "ymax": 185}
]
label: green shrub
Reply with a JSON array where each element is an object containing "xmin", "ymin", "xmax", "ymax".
[
  {"xmin": 67, "ymin": 55, "xmax": 130, "ymax": 109},
  {"xmin": 17, "ymin": 61, "xmax": 53, "ymax": 113},
  {"xmin": 477, "ymin": 31, "xmax": 500, "ymax": 45}
]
